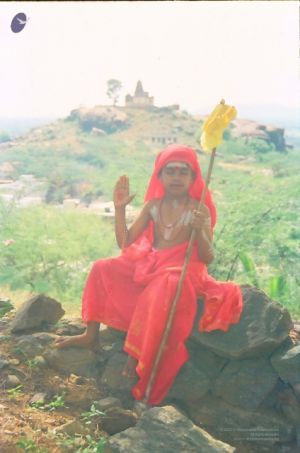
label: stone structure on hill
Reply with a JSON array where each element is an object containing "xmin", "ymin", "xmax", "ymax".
[
  {"xmin": 69, "ymin": 106, "xmax": 128, "ymax": 133},
  {"xmin": 144, "ymin": 131, "xmax": 178, "ymax": 146},
  {"xmin": 3, "ymin": 286, "xmax": 300, "ymax": 452},
  {"xmin": 195, "ymin": 115, "xmax": 287, "ymax": 152},
  {"xmin": 230, "ymin": 119, "xmax": 286, "ymax": 152},
  {"xmin": 125, "ymin": 81, "xmax": 154, "ymax": 109}
]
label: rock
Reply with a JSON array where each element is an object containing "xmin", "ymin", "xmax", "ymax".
[
  {"xmin": 99, "ymin": 328, "xmax": 126, "ymax": 356},
  {"xmin": 99, "ymin": 352, "xmax": 139, "ymax": 408},
  {"xmin": 95, "ymin": 397, "xmax": 122, "ymax": 411},
  {"xmin": 0, "ymin": 355, "xmax": 9, "ymax": 370},
  {"xmin": 69, "ymin": 106, "xmax": 128, "ymax": 134},
  {"xmin": 276, "ymin": 386, "xmax": 300, "ymax": 424},
  {"xmin": 91, "ymin": 127, "xmax": 107, "ymax": 136},
  {"xmin": 10, "ymin": 294, "xmax": 65, "ymax": 333},
  {"xmin": 54, "ymin": 419, "xmax": 88, "ymax": 436},
  {"xmin": 166, "ymin": 361, "xmax": 210, "ymax": 404},
  {"xmin": 14, "ymin": 335, "xmax": 44, "ymax": 359},
  {"xmin": 271, "ymin": 344, "xmax": 300, "ymax": 385},
  {"xmin": 191, "ymin": 286, "xmax": 293, "ymax": 359},
  {"xmin": 167, "ymin": 341, "xmax": 229, "ymax": 404},
  {"xmin": 6, "ymin": 374, "xmax": 21, "ymax": 388},
  {"xmin": 107, "ymin": 405, "xmax": 235, "ymax": 452},
  {"xmin": 44, "ymin": 347, "xmax": 101, "ymax": 378},
  {"xmin": 265, "ymin": 125, "xmax": 285, "ymax": 152},
  {"xmin": 0, "ymin": 334, "xmax": 11, "ymax": 342},
  {"xmin": 101, "ymin": 407, "xmax": 137, "ymax": 435},
  {"xmin": 186, "ymin": 342, "xmax": 228, "ymax": 380},
  {"xmin": 231, "ymin": 119, "xmax": 286, "ymax": 151},
  {"xmin": 296, "ymin": 429, "xmax": 300, "ymax": 451},
  {"xmin": 8, "ymin": 358, "xmax": 20, "ymax": 366},
  {"xmin": 187, "ymin": 395, "xmax": 295, "ymax": 446},
  {"xmin": 48, "ymin": 375, "xmax": 68, "ymax": 395},
  {"xmin": 132, "ymin": 401, "xmax": 148, "ymax": 417},
  {"xmin": 213, "ymin": 357, "xmax": 278, "ymax": 411},
  {"xmin": 32, "ymin": 332, "xmax": 58, "ymax": 346},
  {"xmin": 64, "ymin": 379, "xmax": 100, "ymax": 409},
  {"xmin": 101, "ymin": 352, "xmax": 137, "ymax": 392},
  {"xmin": 47, "ymin": 374, "xmax": 100, "ymax": 410},
  {"xmin": 68, "ymin": 373, "xmax": 88, "ymax": 385},
  {"xmin": 55, "ymin": 318, "xmax": 86, "ymax": 336},
  {"xmin": 32, "ymin": 356, "xmax": 47, "ymax": 368},
  {"xmin": 29, "ymin": 392, "xmax": 48, "ymax": 406},
  {"xmin": 292, "ymin": 382, "xmax": 300, "ymax": 400},
  {"xmin": 100, "ymin": 327, "xmax": 126, "ymax": 342},
  {"xmin": 254, "ymin": 379, "xmax": 280, "ymax": 411},
  {"xmin": 0, "ymin": 322, "xmax": 9, "ymax": 333}
]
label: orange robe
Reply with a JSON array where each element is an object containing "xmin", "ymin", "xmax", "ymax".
[{"xmin": 82, "ymin": 223, "xmax": 243, "ymax": 405}]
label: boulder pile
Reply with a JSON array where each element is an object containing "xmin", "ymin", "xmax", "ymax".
[
  {"xmin": 1, "ymin": 286, "xmax": 299, "ymax": 452},
  {"xmin": 69, "ymin": 106, "xmax": 129, "ymax": 133}
]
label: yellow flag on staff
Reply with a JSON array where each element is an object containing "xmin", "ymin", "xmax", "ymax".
[{"xmin": 200, "ymin": 100, "xmax": 237, "ymax": 152}]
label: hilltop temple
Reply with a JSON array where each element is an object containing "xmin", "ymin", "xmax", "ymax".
[
  {"xmin": 124, "ymin": 80, "xmax": 181, "ymax": 145},
  {"xmin": 125, "ymin": 81, "xmax": 154, "ymax": 108}
]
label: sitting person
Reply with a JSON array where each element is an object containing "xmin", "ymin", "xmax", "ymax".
[{"xmin": 54, "ymin": 144, "xmax": 243, "ymax": 405}]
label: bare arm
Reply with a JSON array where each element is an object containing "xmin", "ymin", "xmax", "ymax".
[
  {"xmin": 113, "ymin": 175, "xmax": 151, "ymax": 248},
  {"xmin": 126, "ymin": 202, "xmax": 152, "ymax": 247},
  {"xmin": 190, "ymin": 205, "xmax": 214, "ymax": 264}
]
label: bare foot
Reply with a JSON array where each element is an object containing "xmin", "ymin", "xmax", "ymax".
[
  {"xmin": 53, "ymin": 333, "xmax": 99, "ymax": 351},
  {"xmin": 122, "ymin": 356, "xmax": 138, "ymax": 378}
]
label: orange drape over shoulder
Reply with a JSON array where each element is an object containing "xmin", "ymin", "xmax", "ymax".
[
  {"xmin": 82, "ymin": 145, "xmax": 243, "ymax": 404},
  {"xmin": 82, "ymin": 222, "xmax": 243, "ymax": 405}
]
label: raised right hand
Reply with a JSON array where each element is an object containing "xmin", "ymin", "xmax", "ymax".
[{"xmin": 113, "ymin": 175, "xmax": 135, "ymax": 209}]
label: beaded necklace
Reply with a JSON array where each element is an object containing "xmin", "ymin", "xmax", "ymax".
[{"xmin": 157, "ymin": 198, "xmax": 190, "ymax": 242}]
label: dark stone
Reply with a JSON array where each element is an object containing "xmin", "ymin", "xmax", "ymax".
[
  {"xmin": 10, "ymin": 294, "xmax": 65, "ymax": 333},
  {"xmin": 107, "ymin": 405, "xmax": 236, "ymax": 452},
  {"xmin": 191, "ymin": 286, "xmax": 292, "ymax": 359}
]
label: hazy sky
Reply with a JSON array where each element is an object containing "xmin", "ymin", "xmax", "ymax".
[{"xmin": 0, "ymin": 1, "xmax": 299, "ymax": 118}]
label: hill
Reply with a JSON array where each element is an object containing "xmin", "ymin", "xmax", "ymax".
[
  {"xmin": 0, "ymin": 104, "xmax": 292, "ymax": 205},
  {"xmin": 0, "ymin": 104, "xmax": 299, "ymax": 318},
  {"xmin": 0, "ymin": 117, "xmax": 57, "ymax": 138}
]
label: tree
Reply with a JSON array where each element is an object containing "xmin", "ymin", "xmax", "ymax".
[{"xmin": 106, "ymin": 79, "xmax": 122, "ymax": 106}]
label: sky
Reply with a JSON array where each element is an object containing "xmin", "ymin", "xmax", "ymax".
[{"xmin": 0, "ymin": 1, "xmax": 299, "ymax": 122}]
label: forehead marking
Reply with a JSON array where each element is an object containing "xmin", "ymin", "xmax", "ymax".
[{"xmin": 164, "ymin": 162, "xmax": 190, "ymax": 169}]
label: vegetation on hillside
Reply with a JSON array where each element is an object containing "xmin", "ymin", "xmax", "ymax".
[
  {"xmin": 106, "ymin": 79, "xmax": 122, "ymax": 106},
  {"xmin": 0, "ymin": 203, "xmax": 116, "ymax": 312},
  {"xmin": 0, "ymin": 110, "xmax": 299, "ymax": 317}
]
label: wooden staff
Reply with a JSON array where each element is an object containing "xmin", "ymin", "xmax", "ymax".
[{"xmin": 143, "ymin": 147, "xmax": 217, "ymax": 404}]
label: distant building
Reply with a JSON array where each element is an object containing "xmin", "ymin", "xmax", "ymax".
[
  {"xmin": 125, "ymin": 81, "xmax": 154, "ymax": 108},
  {"xmin": 144, "ymin": 133, "xmax": 178, "ymax": 146}
]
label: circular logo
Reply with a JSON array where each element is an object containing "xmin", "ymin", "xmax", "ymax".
[{"xmin": 11, "ymin": 13, "xmax": 27, "ymax": 33}]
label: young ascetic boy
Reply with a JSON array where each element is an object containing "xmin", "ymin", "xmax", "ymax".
[{"xmin": 54, "ymin": 144, "xmax": 243, "ymax": 405}]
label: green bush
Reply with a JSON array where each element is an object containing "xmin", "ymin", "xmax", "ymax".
[
  {"xmin": 0, "ymin": 203, "xmax": 116, "ymax": 306},
  {"xmin": 0, "ymin": 127, "xmax": 299, "ymax": 318}
]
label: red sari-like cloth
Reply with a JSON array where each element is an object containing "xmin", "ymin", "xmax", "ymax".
[{"xmin": 82, "ymin": 224, "xmax": 243, "ymax": 405}]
